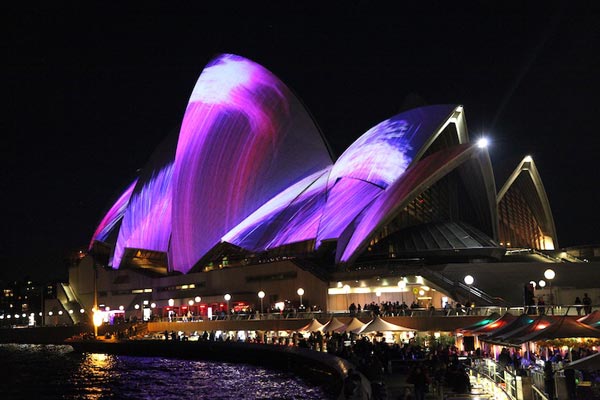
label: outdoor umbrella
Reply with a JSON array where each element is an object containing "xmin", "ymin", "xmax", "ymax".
[{"xmin": 578, "ymin": 310, "xmax": 600, "ymax": 329}]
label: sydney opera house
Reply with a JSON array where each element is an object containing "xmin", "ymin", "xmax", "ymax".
[{"xmin": 57, "ymin": 54, "xmax": 598, "ymax": 324}]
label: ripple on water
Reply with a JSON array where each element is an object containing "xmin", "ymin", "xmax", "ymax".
[{"xmin": 0, "ymin": 344, "xmax": 331, "ymax": 399}]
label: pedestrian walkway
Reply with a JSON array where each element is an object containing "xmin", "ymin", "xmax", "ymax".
[{"xmin": 382, "ymin": 368, "xmax": 496, "ymax": 400}]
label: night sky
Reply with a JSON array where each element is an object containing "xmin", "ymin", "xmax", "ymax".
[{"xmin": 3, "ymin": 4, "xmax": 599, "ymax": 282}]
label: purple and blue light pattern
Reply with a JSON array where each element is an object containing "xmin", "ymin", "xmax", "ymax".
[
  {"xmin": 222, "ymin": 170, "xmax": 328, "ymax": 251},
  {"xmin": 171, "ymin": 54, "xmax": 332, "ymax": 273},
  {"xmin": 89, "ymin": 179, "xmax": 138, "ymax": 250},
  {"xmin": 256, "ymin": 172, "xmax": 329, "ymax": 250},
  {"xmin": 337, "ymin": 144, "xmax": 475, "ymax": 263},
  {"xmin": 112, "ymin": 164, "xmax": 174, "ymax": 268},
  {"xmin": 327, "ymin": 105, "xmax": 458, "ymax": 189},
  {"xmin": 315, "ymin": 177, "xmax": 383, "ymax": 244}
]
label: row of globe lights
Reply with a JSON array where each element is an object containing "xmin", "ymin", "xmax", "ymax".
[
  {"xmin": 2, "ymin": 297, "xmax": 206, "ymax": 319},
  {"xmin": 530, "ymin": 268, "xmax": 556, "ymax": 302},
  {"xmin": 529, "ymin": 269, "xmax": 555, "ymax": 289}
]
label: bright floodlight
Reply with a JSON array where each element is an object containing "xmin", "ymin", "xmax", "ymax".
[
  {"xmin": 544, "ymin": 269, "xmax": 555, "ymax": 280},
  {"xmin": 476, "ymin": 137, "xmax": 489, "ymax": 148},
  {"xmin": 464, "ymin": 275, "xmax": 474, "ymax": 285},
  {"xmin": 93, "ymin": 310, "xmax": 103, "ymax": 327}
]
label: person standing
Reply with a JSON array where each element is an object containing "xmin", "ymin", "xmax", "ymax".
[
  {"xmin": 582, "ymin": 293, "xmax": 592, "ymax": 315},
  {"xmin": 407, "ymin": 365, "xmax": 430, "ymax": 400},
  {"xmin": 537, "ymin": 296, "xmax": 546, "ymax": 315},
  {"xmin": 574, "ymin": 296, "xmax": 583, "ymax": 316}
]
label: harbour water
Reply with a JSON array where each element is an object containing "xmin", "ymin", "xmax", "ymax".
[{"xmin": 0, "ymin": 344, "xmax": 329, "ymax": 399}]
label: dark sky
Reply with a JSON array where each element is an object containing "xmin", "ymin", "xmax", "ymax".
[{"xmin": 3, "ymin": 3, "xmax": 599, "ymax": 282}]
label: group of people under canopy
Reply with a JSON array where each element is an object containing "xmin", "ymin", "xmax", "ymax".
[{"xmin": 457, "ymin": 310, "xmax": 600, "ymax": 365}]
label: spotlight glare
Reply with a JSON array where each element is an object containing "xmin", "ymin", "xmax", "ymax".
[{"xmin": 477, "ymin": 137, "xmax": 489, "ymax": 149}]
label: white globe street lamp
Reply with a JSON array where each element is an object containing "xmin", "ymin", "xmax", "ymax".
[
  {"xmin": 297, "ymin": 288, "xmax": 304, "ymax": 308},
  {"xmin": 464, "ymin": 275, "xmax": 474, "ymax": 285},
  {"xmin": 224, "ymin": 294, "xmax": 231, "ymax": 317},
  {"xmin": 398, "ymin": 279, "xmax": 406, "ymax": 303},
  {"xmin": 538, "ymin": 280, "xmax": 546, "ymax": 288},
  {"xmin": 258, "ymin": 291, "xmax": 265, "ymax": 314},
  {"xmin": 342, "ymin": 284, "xmax": 351, "ymax": 311},
  {"xmin": 544, "ymin": 269, "xmax": 555, "ymax": 307},
  {"xmin": 544, "ymin": 269, "xmax": 555, "ymax": 280},
  {"xmin": 464, "ymin": 275, "xmax": 474, "ymax": 306}
]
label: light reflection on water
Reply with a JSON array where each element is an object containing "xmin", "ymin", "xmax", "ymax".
[{"xmin": 0, "ymin": 344, "xmax": 329, "ymax": 400}]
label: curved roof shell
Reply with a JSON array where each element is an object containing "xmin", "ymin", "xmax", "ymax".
[
  {"xmin": 89, "ymin": 54, "xmax": 501, "ymax": 273},
  {"xmin": 497, "ymin": 156, "xmax": 558, "ymax": 249},
  {"xmin": 170, "ymin": 54, "xmax": 333, "ymax": 273}
]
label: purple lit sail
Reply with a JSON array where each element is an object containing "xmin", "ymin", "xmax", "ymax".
[
  {"xmin": 112, "ymin": 164, "xmax": 174, "ymax": 268},
  {"xmin": 222, "ymin": 170, "xmax": 328, "ymax": 251},
  {"xmin": 328, "ymin": 105, "xmax": 459, "ymax": 189},
  {"xmin": 337, "ymin": 144, "xmax": 476, "ymax": 263},
  {"xmin": 252, "ymin": 172, "xmax": 329, "ymax": 250},
  {"xmin": 316, "ymin": 178, "xmax": 383, "ymax": 244},
  {"xmin": 171, "ymin": 54, "xmax": 332, "ymax": 273},
  {"xmin": 89, "ymin": 180, "xmax": 138, "ymax": 249}
]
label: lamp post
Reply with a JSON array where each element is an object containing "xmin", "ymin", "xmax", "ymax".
[
  {"xmin": 224, "ymin": 294, "xmax": 231, "ymax": 318},
  {"xmin": 544, "ymin": 269, "xmax": 555, "ymax": 312},
  {"xmin": 343, "ymin": 284, "xmax": 350, "ymax": 312},
  {"xmin": 297, "ymin": 288, "xmax": 304, "ymax": 310},
  {"xmin": 398, "ymin": 279, "xmax": 406, "ymax": 303},
  {"xmin": 464, "ymin": 275, "xmax": 474, "ymax": 306},
  {"xmin": 258, "ymin": 291, "xmax": 265, "ymax": 316}
]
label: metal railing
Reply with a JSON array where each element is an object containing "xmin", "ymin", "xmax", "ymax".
[
  {"xmin": 470, "ymin": 358, "xmax": 517, "ymax": 400},
  {"xmin": 145, "ymin": 303, "xmax": 597, "ymax": 323}
]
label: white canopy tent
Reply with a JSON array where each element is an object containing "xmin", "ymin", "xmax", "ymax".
[
  {"xmin": 298, "ymin": 318, "xmax": 324, "ymax": 332},
  {"xmin": 358, "ymin": 316, "xmax": 413, "ymax": 334},
  {"xmin": 346, "ymin": 317, "xmax": 367, "ymax": 333},
  {"xmin": 321, "ymin": 317, "xmax": 347, "ymax": 333}
]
